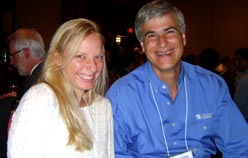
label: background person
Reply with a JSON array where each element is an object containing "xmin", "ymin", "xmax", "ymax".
[
  {"xmin": 0, "ymin": 28, "xmax": 46, "ymax": 158},
  {"xmin": 234, "ymin": 48, "xmax": 248, "ymax": 122},
  {"xmin": 8, "ymin": 28, "xmax": 46, "ymax": 104},
  {"xmin": 105, "ymin": 0, "xmax": 248, "ymax": 157}
]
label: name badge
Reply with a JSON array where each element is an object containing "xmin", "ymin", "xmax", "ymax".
[{"xmin": 170, "ymin": 150, "xmax": 193, "ymax": 158}]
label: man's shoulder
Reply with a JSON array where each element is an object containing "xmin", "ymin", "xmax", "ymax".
[
  {"xmin": 106, "ymin": 65, "xmax": 147, "ymax": 99},
  {"xmin": 182, "ymin": 62, "xmax": 228, "ymax": 92},
  {"xmin": 110, "ymin": 66, "xmax": 146, "ymax": 89},
  {"xmin": 183, "ymin": 62, "xmax": 223, "ymax": 80}
]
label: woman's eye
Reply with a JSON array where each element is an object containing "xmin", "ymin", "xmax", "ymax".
[
  {"xmin": 75, "ymin": 54, "xmax": 86, "ymax": 60},
  {"xmin": 95, "ymin": 55, "xmax": 105, "ymax": 61}
]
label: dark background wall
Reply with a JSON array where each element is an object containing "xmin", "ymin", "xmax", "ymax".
[{"xmin": 1, "ymin": 0, "xmax": 248, "ymax": 57}]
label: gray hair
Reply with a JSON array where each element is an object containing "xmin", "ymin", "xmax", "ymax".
[
  {"xmin": 135, "ymin": 0, "xmax": 186, "ymax": 42},
  {"xmin": 7, "ymin": 28, "xmax": 46, "ymax": 59}
]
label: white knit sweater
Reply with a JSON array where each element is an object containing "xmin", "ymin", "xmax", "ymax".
[{"xmin": 7, "ymin": 83, "xmax": 114, "ymax": 158}]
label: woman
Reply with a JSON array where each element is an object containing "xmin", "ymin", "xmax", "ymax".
[{"xmin": 8, "ymin": 18, "xmax": 114, "ymax": 158}]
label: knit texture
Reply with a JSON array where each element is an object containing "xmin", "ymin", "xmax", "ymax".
[{"xmin": 7, "ymin": 83, "xmax": 114, "ymax": 158}]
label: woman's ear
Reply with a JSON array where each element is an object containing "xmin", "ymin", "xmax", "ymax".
[{"xmin": 53, "ymin": 52, "xmax": 63, "ymax": 67}]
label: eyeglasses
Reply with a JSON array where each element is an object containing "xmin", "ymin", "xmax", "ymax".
[{"xmin": 9, "ymin": 49, "xmax": 24, "ymax": 57}]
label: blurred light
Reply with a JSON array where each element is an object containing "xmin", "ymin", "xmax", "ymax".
[
  {"xmin": 115, "ymin": 35, "xmax": 124, "ymax": 45},
  {"xmin": 116, "ymin": 36, "xmax": 121, "ymax": 44},
  {"xmin": 127, "ymin": 27, "xmax": 133, "ymax": 33}
]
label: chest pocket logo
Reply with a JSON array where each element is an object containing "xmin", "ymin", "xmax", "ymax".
[{"xmin": 195, "ymin": 113, "xmax": 212, "ymax": 120}]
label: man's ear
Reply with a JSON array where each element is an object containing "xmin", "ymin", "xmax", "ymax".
[
  {"xmin": 182, "ymin": 34, "xmax": 186, "ymax": 46},
  {"xmin": 140, "ymin": 42, "xmax": 145, "ymax": 53},
  {"xmin": 23, "ymin": 48, "xmax": 30, "ymax": 59}
]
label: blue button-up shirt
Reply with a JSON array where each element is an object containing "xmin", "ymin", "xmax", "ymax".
[{"xmin": 105, "ymin": 61, "xmax": 248, "ymax": 158}]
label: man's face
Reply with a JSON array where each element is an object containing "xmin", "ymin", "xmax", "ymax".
[
  {"xmin": 9, "ymin": 41, "xmax": 27, "ymax": 76},
  {"xmin": 140, "ymin": 13, "xmax": 186, "ymax": 77}
]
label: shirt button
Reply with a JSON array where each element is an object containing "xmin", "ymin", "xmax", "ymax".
[
  {"xmin": 203, "ymin": 126, "xmax": 208, "ymax": 130},
  {"xmin": 173, "ymin": 141, "xmax": 177, "ymax": 145},
  {"xmin": 162, "ymin": 85, "xmax": 166, "ymax": 89},
  {"xmin": 166, "ymin": 101, "xmax": 171, "ymax": 105},
  {"xmin": 171, "ymin": 122, "xmax": 176, "ymax": 127}
]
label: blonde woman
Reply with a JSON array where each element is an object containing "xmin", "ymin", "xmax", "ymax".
[{"xmin": 8, "ymin": 18, "xmax": 114, "ymax": 158}]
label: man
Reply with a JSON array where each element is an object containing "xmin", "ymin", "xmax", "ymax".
[
  {"xmin": 234, "ymin": 48, "xmax": 248, "ymax": 123},
  {"xmin": 8, "ymin": 28, "xmax": 46, "ymax": 99},
  {"xmin": 0, "ymin": 28, "xmax": 46, "ymax": 158},
  {"xmin": 105, "ymin": 0, "xmax": 248, "ymax": 157}
]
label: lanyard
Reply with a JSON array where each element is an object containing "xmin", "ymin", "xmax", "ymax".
[{"xmin": 149, "ymin": 77, "xmax": 189, "ymax": 157}]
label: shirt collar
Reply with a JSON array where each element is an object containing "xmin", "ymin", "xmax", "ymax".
[
  {"xmin": 29, "ymin": 61, "xmax": 44, "ymax": 76},
  {"xmin": 145, "ymin": 61, "xmax": 186, "ymax": 90}
]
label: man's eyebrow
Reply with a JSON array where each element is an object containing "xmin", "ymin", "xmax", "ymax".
[
  {"xmin": 163, "ymin": 26, "xmax": 179, "ymax": 32},
  {"xmin": 144, "ymin": 31, "xmax": 155, "ymax": 37},
  {"xmin": 144, "ymin": 26, "xmax": 179, "ymax": 37}
]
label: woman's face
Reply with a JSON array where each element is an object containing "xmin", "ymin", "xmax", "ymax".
[{"xmin": 61, "ymin": 33, "xmax": 105, "ymax": 96}]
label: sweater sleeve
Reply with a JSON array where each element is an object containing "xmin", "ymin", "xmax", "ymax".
[
  {"xmin": 93, "ymin": 97, "xmax": 114, "ymax": 158},
  {"xmin": 106, "ymin": 99, "xmax": 114, "ymax": 158},
  {"xmin": 7, "ymin": 83, "xmax": 57, "ymax": 158}
]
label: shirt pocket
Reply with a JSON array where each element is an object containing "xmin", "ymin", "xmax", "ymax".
[{"xmin": 188, "ymin": 114, "xmax": 215, "ymax": 139}]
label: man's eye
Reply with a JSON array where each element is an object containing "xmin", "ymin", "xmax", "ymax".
[
  {"xmin": 165, "ymin": 28, "xmax": 178, "ymax": 34},
  {"xmin": 147, "ymin": 34, "xmax": 156, "ymax": 39},
  {"xmin": 167, "ymin": 30, "xmax": 175, "ymax": 34}
]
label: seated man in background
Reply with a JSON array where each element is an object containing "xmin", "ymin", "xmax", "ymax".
[{"xmin": 0, "ymin": 28, "xmax": 46, "ymax": 158}]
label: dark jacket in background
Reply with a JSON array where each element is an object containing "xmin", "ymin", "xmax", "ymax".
[{"xmin": 0, "ymin": 62, "xmax": 44, "ymax": 158}]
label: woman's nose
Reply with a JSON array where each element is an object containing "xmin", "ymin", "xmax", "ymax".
[{"xmin": 85, "ymin": 59, "xmax": 97, "ymax": 72}]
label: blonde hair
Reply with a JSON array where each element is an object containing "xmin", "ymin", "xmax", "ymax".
[{"xmin": 38, "ymin": 18, "xmax": 108, "ymax": 151}]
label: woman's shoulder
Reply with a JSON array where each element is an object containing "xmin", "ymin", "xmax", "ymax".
[
  {"xmin": 25, "ymin": 83, "xmax": 56, "ymax": 98},
  {"xmin": 90, "ymin": 95, "xmax": 111, "ymax": 113},
  {"xmin": 94, "ymin": 95, "xmax": 111, "ymax": 106},
  {"xmin": 29, "ymin": 83, "xmax": 54, "ymax": 92},
  {"xmin": 20, "ymin": 83, "xmax": 57, "ymax": 109}
]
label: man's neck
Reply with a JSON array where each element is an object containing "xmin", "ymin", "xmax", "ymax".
[{"xmin": 156, "ymin": 64, "xmax": 181, "ymax": 100}]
